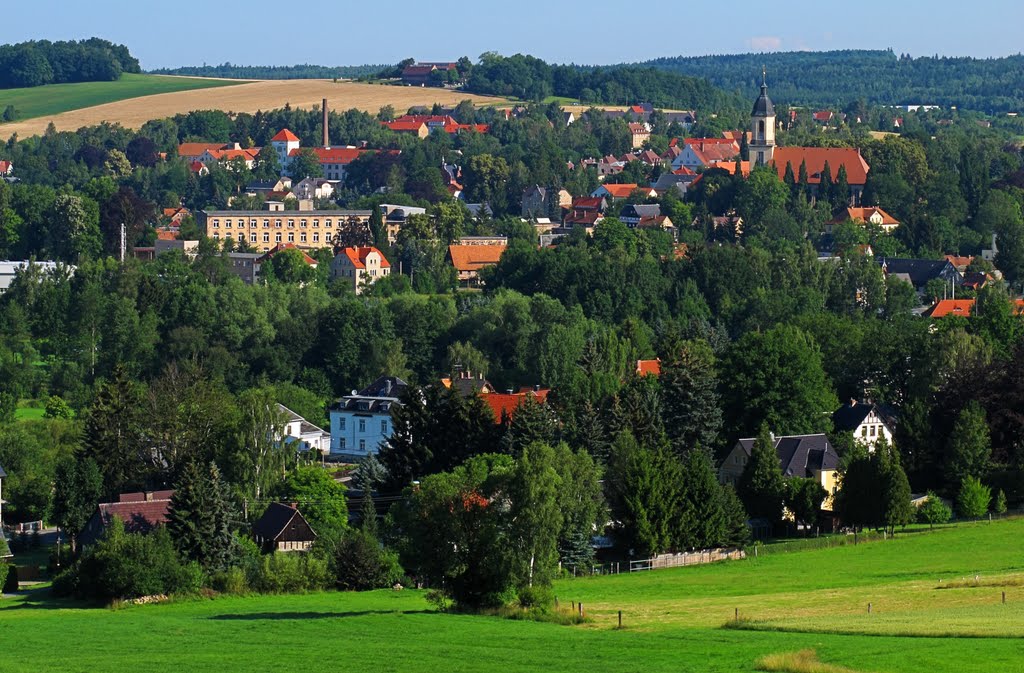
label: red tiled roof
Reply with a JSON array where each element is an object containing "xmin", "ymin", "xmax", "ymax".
[
  {"xmin": 481, "ymin": 389, "xmax": 550, "ymax": 423},
  {"xmin": 600, "ymin": 183, "xmax": 640, "ymax": 198},
  {"xmin": 813, "ymin": 110, "xmax": 834, "ymax": 122},
  {"xmin": 944, "ymin": 254, "xmax": 974, "ymax": 269},
  {"xmin": 684, "ymin": 137, "xmax": 737, "ymax": 147},
  {"xmin": 288, "ymin": 147, "xmax": 369, "ymax": 164},
  {"xmin": 448, "ymin": 244, "xmax": 506, "ymax": 272},
  {"xmin": 636, "ymin": 359, "xmax": 661, "ymax": 376},
  {"xmin": 0, "ymin": 160, "xmax": 12, "ymax": 172},
  {"xmin": 772, "ymin": 147, "xmax": 870, "ymax": 185},
  {"xmin": 572, "ymin": 197, "xmax": 604, "ymax": 210},
  {"xmin": 383, "ymin": 120, "xmax": 427, "ymax": 133},
  {"xmin": 188, "ymin": 161, "xmax": 206, "ymax": 173},
  {"xmin": 834, "ymin": 206, "xmax": 900, "ymax": 226},
  {"xmin": 341, "ymin": 246, "xmax": 390, "ymax": 269},
  {"xmin": 712, "ymin": 160, "xmax": 751, "ymax": 177},
  {"xmin": 97, "ymin": 493, "xmax": 174, "ymax": 534},
  {"xmin": 156, "ymin": 229, "xmax": 178, "ymax": 241},
  {"xmin": 178, "ymin": 142, "xmax": 225, "ymax": 158},
  {"xmin": 258, "ymin": 243, "xmax": 317, "ymax": 265},
  {"xmin": 926, "ymin": 299, "xmax": 974, "ymax": 318},
  {"xmin": 272, "ymin": 128, "xmax": 300, "ymax": 142}
]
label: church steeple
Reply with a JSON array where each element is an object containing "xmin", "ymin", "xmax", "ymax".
[{"xmin": 749, "ymin": 67, "xmax": 776, "ymax": 166}]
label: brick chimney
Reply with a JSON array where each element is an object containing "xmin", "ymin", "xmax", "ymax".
[{"xmin": 322, "ymin": 98, "xmax": 329, "ymax": 147}]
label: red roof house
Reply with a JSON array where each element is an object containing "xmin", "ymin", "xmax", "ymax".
[{"xmin": 79, "ymin": 491, "xmax": 175, "ymax": 546}]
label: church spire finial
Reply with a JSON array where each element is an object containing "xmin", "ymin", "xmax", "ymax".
[{"xmin": 762, "ymin": 64, "xmax": 767, "ymax": 87}]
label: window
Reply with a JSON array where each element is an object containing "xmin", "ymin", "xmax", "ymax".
[
  {"xmin": 381, "ymin": 420, "xmax": 388, "ymax": 434},
  {"xmin": 263, "ymin": 232, "xmax": 270, "ymax": 243},
  {"xmin": 250, "ymin": 233, "xmax": 257, "ymax": 242},
  {"xmin": 237, "ymin": 232, "xmax": 244, "ymax": 241},
  {"xmin": 249, "ymin": 219, "xmax": 257, "ymax": 228},
  {"xmin": 359, "ymin": 439, "xmax": 366, "ymax": 451},
  {"xmin": 300, "ymin": 219, "xmax": 307, "ymax": 228},
  {"xmin": 287, "ymin": 233, "xmax": 295, "ymax": 242},
  {"xmin": 275, "ymin": 233, "xmax": 282, "ymax": 242},
  {"xmin": 339, "ymin": 418, "xmax": 346, "ymax": 431},
  {"xmin": 263, "ymin": 219, "xmax": 270, "ymax": 228},
  {"xmin": 861, "ymin": 426, "xmax": 868, "ymax": 437},
  {"xmin": 300, "ymin": 233, "xmax": 307, "ymax": 243},
  {"xmin": 358, "ymin": 419, "xmax": 366, "ymax": 433},
  {"xmin": 339, "ymin": 437, "xmax": 346, "ymax": 449},
  {"xmin": 870, "ymin": 425, "xmax": 877, "ymax": 437},
  {"xmin": 313, "ymin": 233, "xmax": 320, "ymax": 243},
  {"xmin": 758, "ymin": 119, "xmax": 765, "ymax": 140},
  {"xmin": 275, "ymin": 219, "xmax": 282, "ymax": 228},
  {"xmin": 212, "ymin": 219, "xmax": 220, "ymax": 228},
  {"xmin": 287, "ymin": 219, "xmax": 295, "ymax": 228},
  {"xmin": 313, "ymin": 219, "xmax": 320, "ymax": 228}
]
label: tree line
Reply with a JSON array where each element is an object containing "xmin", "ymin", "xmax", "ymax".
[{"xmin": 0, "ymin": 38, "xmax": 140, "ymax": 89}]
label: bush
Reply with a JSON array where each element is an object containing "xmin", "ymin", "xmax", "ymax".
[
  {"xmin": 0, "ymin": 564, "xmax": 10, "ymax": 593},
  {"xmin": 59, "ymin": 519, "xmax": 203, "ymax": 601},
  {"xmin": 209, "ymin": 567, "xmax": 249, "ymax": 595},
  {"xmin": 516, "ymin": 584, "xmax": 554, "ymax": 610},
  {"xmin": 956, "ymin": 477, "xmax": 991, "ymax": 519},
  {"xmin": 994, "ymin": 489, "xmax": 1008, "ymax": 515},
  {"xmin": 3, "ymin": 565, "xmax": 18, "ymax": 593},
  {"xmin": 249, "ymin": 553, "xmax": 330, "ymax": 594},
  {"xmin": 917, "ymin": 491, "xmax": 952, "ymax": 528},
  {"xmin": 331, "ymin": 530, "xmax": 403, "ymax": 591}
]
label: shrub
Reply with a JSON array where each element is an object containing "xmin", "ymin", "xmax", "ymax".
[
  {"xmin": 994, "ymin": 489, "xmax": 1008, "ymax": 515},
  {"xmin": 3, "ymin": 565, "xmax": 18, "ymax": 593},
  {"xmin": 956, "ymin": 477, "xmax": 991, "ymax": 519},
  {"xmin": 60, "ymin": 519, "xmax": 203, "ymax": 601},
  {"xmin": 210, "ymin": 567, "xmax": 249, "ymax": 595},
  {"xmin": 331, "ymin": 530, "xmax": 403, "ymax": 591},
  {"xmin": 917, "ymin": 491, "xmax": 952, "ymax": 528},
  {"xmin": 0, "ymin": 564, "xmax": 10, "ymax": 593},
  {"xmin": 250, "ymin": 553, "xmax": 330, "ymax": 594},
  {"xmin": 516, "ymin": 584, "xmax": 554, "ymax": 610}
]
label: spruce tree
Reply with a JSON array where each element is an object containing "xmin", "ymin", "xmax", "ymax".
[
  {"xmin": 798, "ymin": 159, "xmax": 810, "ymax": 198},
  {"xmin": 167, "ymin": 461, "xmax": 234, "ymax": 571},
  {"xmin": 720, "ymin": 485, "xmax": 750, "ymax": 548},
  {"xmin": 876, "ymin": 441, "xmax": 913, "ymax": 535},
  {"xmin": 833, "ymin": 164, "xmax": 851, "ymax": 208},
  {"xmin": 737, "ymin": 426, "xmax": 785, "ymax": 525},
  {"xmin": 818, "ymin": 161, "xmax": 833, "ymax": 206},
  {"xmin": 660, "ymin": 339, "xmax": 723, "ymax": 457},
  {"xmin": 677, "ymin": 450, "xmax": 726, "ymax": 549}
]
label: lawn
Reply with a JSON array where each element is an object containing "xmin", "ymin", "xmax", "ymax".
[
  {"xmin": 1, "ymin": 519, "xmax": 1023, "ymax": 673},
  {"xmin": 0, "ymin": 73, "xmax": 243, "ymax": 122}
]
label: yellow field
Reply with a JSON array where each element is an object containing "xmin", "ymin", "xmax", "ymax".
[{"xmin": 1, "ymin": 78, "xmax": 507, "ymax": 137}]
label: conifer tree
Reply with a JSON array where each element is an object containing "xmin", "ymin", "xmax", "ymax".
[
  {"xmin": 660, "ymin": 339, "xmax": 723, "ymax": 457},
  {"xmin": 946, "ymin": 401, "xmax": 991, "ymax": 491},
  {"xmin": 833, "ymin": 164, "xmax": 851, "ymax": 208},
  {"xmin": 818, "ymin": 161, "xmax": 833, "ymax": 206},
  {"xmin": 167, "ymin": 461, "xmax": 234, "ymax": 571},
  {"xmin": 720, "ymin": 485, "xmax": 750, "ymax": 548},
  {"xmin": 876, "ymin": 440, "xmax": 913, "ymax": 535},
  {"xmin": 737, "ymin": 425, "xmax": 785, "ymax": 524},
  {"xmin": 677, "ymin": 450, "xmax": 726, "ymax": 549}
]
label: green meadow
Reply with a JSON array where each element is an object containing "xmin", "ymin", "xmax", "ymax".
[
  {"xmin": 2, "ymin": 518, "xmax": 1023, "ymax": 673},
  {"xmin": 0, "ymin": 73, "xmax": 242, "ymax": 121}
]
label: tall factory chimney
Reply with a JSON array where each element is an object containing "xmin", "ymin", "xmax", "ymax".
[{"xmin": 322, "ymin": 98, "xmax": 329, "ymax": 147}]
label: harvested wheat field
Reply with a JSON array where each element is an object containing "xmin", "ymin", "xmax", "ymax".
[{"xmin": 1, "ymin": 78, "xmax": 507, "ymax": 138}]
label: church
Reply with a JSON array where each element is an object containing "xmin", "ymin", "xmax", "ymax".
[{"xmin": 749, "ymin": 73, "xmax": 869, "ymax": 205}]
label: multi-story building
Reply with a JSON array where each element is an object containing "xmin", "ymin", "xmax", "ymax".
[
  {"xmin": 200, "ymin": 208, "xmax": 371, "ymax": 253},
  {"xmin": 329, "ymin": 247, "xmax": 390, "ymax": 294},
  {"xmin": 329, "ymin": 376, "xmax": 408, "ymax": 459}
]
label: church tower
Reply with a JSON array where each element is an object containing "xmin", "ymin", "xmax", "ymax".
[{"xmin": 749, "ymin": 67, "xmax": 776, "ymax": 166}]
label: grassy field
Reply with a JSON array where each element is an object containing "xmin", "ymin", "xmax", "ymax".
[
  {"xmin": 0, "ymin": 73, "xmax": 242, "ymax": 123},
  {"xmin": 0, "ymin": 79, "xmax": 508, "ymax": 138},
  {"xmin": 1, "ymin": 519, "xmax": 1023, "ymax": 673}
]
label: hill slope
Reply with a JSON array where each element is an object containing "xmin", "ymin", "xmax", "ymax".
[{"xmin": 635, "ymin": 50, "xmax": 1024, "ymax": 112}]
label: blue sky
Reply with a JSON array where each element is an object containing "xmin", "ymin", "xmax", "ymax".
[{"xmin": 3, "ymin": 0, "xmax": 1021, "ymax": 69}]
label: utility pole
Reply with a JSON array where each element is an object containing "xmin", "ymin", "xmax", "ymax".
[{"xmin": 119, "ymin": 222, "xmax": 126, "ymax": 263}]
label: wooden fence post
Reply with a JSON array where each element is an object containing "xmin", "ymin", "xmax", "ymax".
[
  {"xmin": 1002, "ymin": 591, "xmax": 1006, "ymax": 604},
  {"xmin": 868, "ymin": 603, "xmax": 872, "ymax": 614},
  {"xmin": 735, "ymin": 607, "xmax": 739, "ymax": 620},
  {"xmin": 618, "ymin": 610, "xmax": 622, "ymax": 628}
]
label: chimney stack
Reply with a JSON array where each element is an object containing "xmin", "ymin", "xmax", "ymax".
[{"xmin": 322, "ymin": 98, "xmax": 329, "ymax": 147}]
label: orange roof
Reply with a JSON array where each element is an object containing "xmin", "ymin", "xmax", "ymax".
[
  {"xmin": 258, "ymin": 243, "xmax": 317, "ymax": 265},
  {"xmin": 178, "ymin": 142, "xmax": 224, "ymax": 158},
  {"xmin": 206, "ymin": 148, "xmax": 259, "ymax": 162},
  {"xmin": 684, "ymin": 137, "xmax": 737, "ymax": 146},
  {"xmin": 340, "ymin": 246, "xmax": 390, "ymax": 269},
  {"xmin": 836, "ymin": 206, "xmax": 900, "ymax": 226},
  {"xmin": 448, "ymin": 244, "xmax": 506, "ymax": 272},
  {"xmin": 926, "ymin": 299, "xmax": 974, "ymax": 318},
  {"xmin": 272, "ymin": 129, "xmax": 300, "ymax": 142},
  {"xmin": 288, "ymin": 147, "xmax": 369, "ymax": 164},
  {"xmin": 600, "ymin": 183, "xmax": 640, "ymax": 198},
  {"xmin": 713, "ymin": 160, "xmax": 751, "ymax": 177},
  {"xmin": 383, "ymin": 120, "xmax": 427, "ymax": 132},
  {"xmin": 944, "ymin": 254, "xmax": 974, "ymax": 268},
  {"xmin": 636, "ymin": 359, "xmax": 661, "ymax": 376},
  {"xmin": 772, "ymin": 147, "xmax": 870, "ymax": 185},
  {"xmin": 481, "ymin": 389, "xmax": 550, "ymax": 423},
  {"xmin": 155, "ymin": 229, "xmax": 178, "ymax": 241}
]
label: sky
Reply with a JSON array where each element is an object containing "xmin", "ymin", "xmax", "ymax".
[{"xmin": 3, "ymin": 0, "xmax": 1022, "ymax": 69}]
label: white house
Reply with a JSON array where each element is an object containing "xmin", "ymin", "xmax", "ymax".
[
  {"xmin": 0, "ymin": 260, "xmax": 70, "ymax": 294},
  {"xmin": 271, "ymin": 129, "xmax": 301, "ymax": 172},
  {"xmin": 831, "ymin": 401, "xmax": 896, "ymax": 451},
  {"xmin": 329, "ymin": 246, "xmax": 390, "ymax": 294},
  {"xmin": 329, "ymin": 376, "xmax": 408, "ymax": 458},
  {"xmin": 278, "ymin": 404, "xmax": 331, "ymax": 455},
  {"xmin": 292, "ymin": 177, "xmax": 335, "ymax": 201}
]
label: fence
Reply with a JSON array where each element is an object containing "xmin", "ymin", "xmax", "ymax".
[{"xmin": 630, "ymin": 548, "xmax": 745, "ymax": 573}]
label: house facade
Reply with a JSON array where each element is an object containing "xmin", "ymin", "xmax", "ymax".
[
  {"xmin": 200, "ymin": 208, "xmax": 371, "ymax": 252},
  {"xmin": 79, "ymin": 491, "xmax": 174, "ymax": 547},
  {"xmin": 448, "ymin": 242, "xmax": 507, "ymax": 287},
  {"xmin": 278, "ymin": 404, "xmax": 331, "ymax": 455},
  {"xmin": 719, "ymin": 433, "xmax": 839, "ymax": 510},
  {"xmin": 329, "ymin": 376, "xmax": 408, "ymax": 458},
  {"xmin": 329, "ymin": 246, "xmax": 391, "ymax": 295},
  {"xmin": 832, "ymin": 401, "xmax": 895, "ymax": 450},
  {"xmin": 252, "ymin": 502, "xmax": 317, "ymax": 553}
]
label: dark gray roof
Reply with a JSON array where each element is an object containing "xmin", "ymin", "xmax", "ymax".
[
  {"xmin": 752, "ymin": 84, "xmax": 775, "ymax": 117},
  {"xmin": 877, "ymin": 257, "xmax": 961, "ymax": 288},
  {"xmin": 832, "ymin": 401, "xmax": 896, "ymax": 433},
  {"xmin": 621, "ymin": 204, "xmax": 662, "ymax": 219},
  {"xmin": 736, "ymin": 434, "xmax": 838, "ymax": 478},
  {"xmin": 251, "ymin": 502, "xmax": 316, "ymax": 542},
  {"xmin": 332, "ymin": 376, "xmax": 408, "ymax": 413}
]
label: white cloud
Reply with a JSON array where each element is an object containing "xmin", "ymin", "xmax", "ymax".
[{"xmin": 747, "ymin": 36, "xmax": 783, "ymax": 52}]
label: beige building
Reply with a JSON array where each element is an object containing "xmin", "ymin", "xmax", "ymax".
[
  {"xmin": 201, "ymin": 208, "xmax": 371, "ymax": 253},
  {"xmin": 330, "ymin": 246, "xmax": 391, "ymax": 294},
  {"xmin": 720, "ymin": 433, "xmax": 839, "ymax": 511}
]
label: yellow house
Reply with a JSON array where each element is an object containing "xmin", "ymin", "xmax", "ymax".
[
  {"xmin": 200, "ymin": 208, "xmax": 372, "ymax": 253},
  {"xmin": 719, "ymin": 433, "xmax": 840, "ymax": 511}
]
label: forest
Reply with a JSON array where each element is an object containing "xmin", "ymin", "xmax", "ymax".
[
  {"xmin": 0, "ymin": 38, "xmax": 140, "ymax": 89},
  {"xmin": 637, "ymin": 49, "xmax": 1024, "ymax": 113},
  {"xmin": 150, "ymin": 63, "xmax": 387, "ymax": 80},
  {"xmin": 1, "ymin": 89, "xmax": 1023, "ymax": 606}
]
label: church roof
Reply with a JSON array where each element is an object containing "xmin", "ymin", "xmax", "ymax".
[{"xmin": 752, "ymin": 83, "xmax": 775, "ymax": 117}]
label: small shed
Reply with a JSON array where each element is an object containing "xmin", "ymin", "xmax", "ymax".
[{"xmin": 252, "ymin": 502, "xmax": 318, "ymax": 553}]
